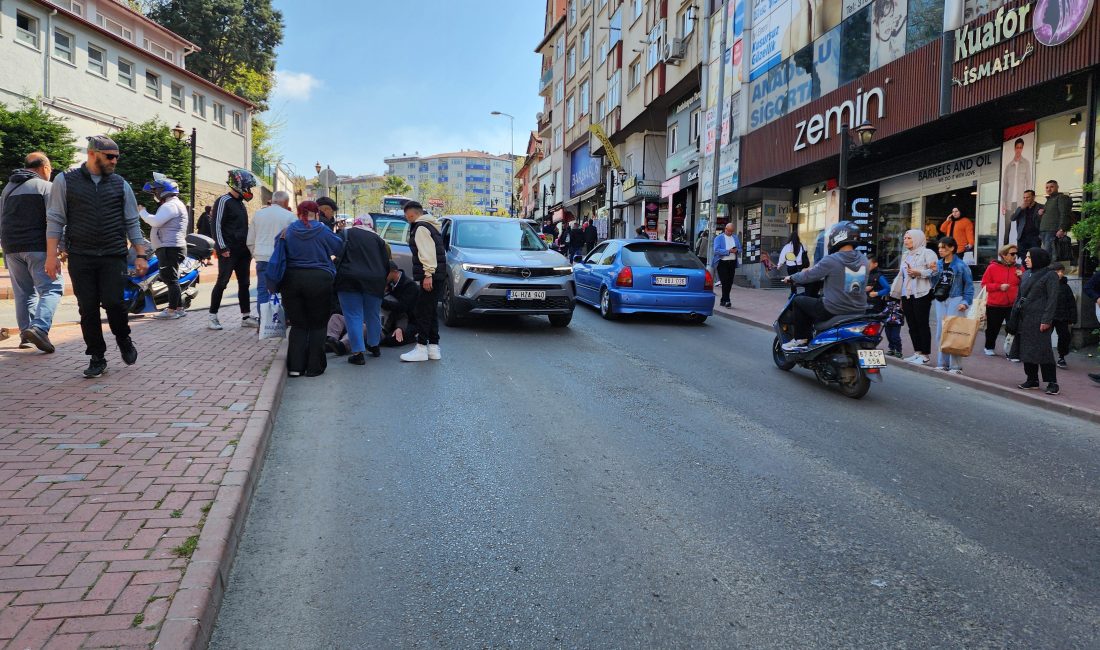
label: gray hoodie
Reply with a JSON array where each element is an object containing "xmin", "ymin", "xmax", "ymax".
[{"xmin": 789, "ymin": 249, "xmax": 869, "ymax": 316}]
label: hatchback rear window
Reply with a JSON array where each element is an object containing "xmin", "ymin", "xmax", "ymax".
[{"xmin": 620, "ymin": 243, "xmax": 703, "ymax": 268}]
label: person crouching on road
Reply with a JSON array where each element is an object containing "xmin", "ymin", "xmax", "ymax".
[
  {"xmin": 1014, "ymin": 248, "xmax": 1060, "ymax": 394},
  {"xmin": 382, "ymin": 264, "xmax": 419, "ymax": 346},
  {"xmin": 335, "ymin": 216, "xmax": 392, "ymax": 365},
  {"xmin": 281, "ymin": 201, "xmax": 343, "ymax": 377},
  {"xmin": 46, "ymin": 136, "xmax": 148, "ymax": 378},
  {"xmin": 401, "ymin": 201, "xmax": 446, "ymax": 362},
  {"xmin": 139, "ymin": 173, "xmax": 189, "ymax": 320},
  {"xmin": 930, "ymin": 236, "xmax": 974, "ymax": 375}
]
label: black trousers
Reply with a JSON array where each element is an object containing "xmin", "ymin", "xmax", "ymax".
[
  {"xmin": 67, "ymin": 254, "xmax": 131, "ymax": 358},
  {"xmin": 1053, "ymin": 319, "xmax": 1071, "ymax": 357},
  {"xmin": 281, "ymin": 268, "xmax": 333, "ymax": 374},
  {"xmin": 210, "ymin": 247, "xmax": 252, "ymax": 315},
  {"xmin": 984, "ymin": 305, "xmax": 1011, "ymax": 351},
  {"xmin": 156, "ymin": 246, "xmax": 184, "ymax": 310},
  {"xmin": 717, "ymin": 260, "xmax": 737, "ymax": 304},
  {"xmin": 784, "ymin": 265, "xmax": 801, "ymax": 295},
  {"xmin": 413, "ymin": 280, "xmax": 443, "ymax": 345},
  {"xmin": 790, "ymin": 295, "xmax": 833, "ymax": 341},
  {"xmin": 1025, "ymin": 362, "xmax": 1057, "ymax": 383},
  {"xmin": 901, "ymin": 293, "xmax": 933, "ymax": 355}
]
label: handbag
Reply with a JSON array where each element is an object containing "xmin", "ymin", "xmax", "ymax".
[
  {"xmin": 1005, "ymin": 270, "xmax": 1044, "ymax": 335},
  {"xmin": 264, "ymin": 228, "xmax": 289, "ymax": 292},
  {"xmin": 939, "ymin": 315, "xmax": 980, "ymax": 357},
  {"xmin": 258, "ymin": 294, "xmax": 286, "ymax": 340}
]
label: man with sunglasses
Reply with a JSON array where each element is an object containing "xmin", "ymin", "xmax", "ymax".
[{"xmin": 46, "ymin": 135, "xmax": 148, "ymax": 378}]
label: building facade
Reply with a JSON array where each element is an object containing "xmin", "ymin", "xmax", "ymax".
[
  {"xmin": 384, "ymin": 151, "xmax": 516, "ymax": 215},
  {"xmin": 0, "ymin": 0, "xmax": 256, "ymax": 211}
]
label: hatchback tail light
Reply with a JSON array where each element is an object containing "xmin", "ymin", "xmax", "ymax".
[
  {"xmin": 862, "ymin": 322, "xmax": 883, "ymax": 337},
  {"xmin": 704, "ymin": 270, "xmax": 714, "ymax": 290},
  {"xmin": 615, "ymin": 266, "xmax": 633, "ymax": 287}
]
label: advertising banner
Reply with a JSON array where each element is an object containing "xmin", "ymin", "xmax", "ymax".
[
  {"xmin": 870, "ymin": 0, "xmax": 908, "ymax": 69},
  {"xmin": 569, "ymin": 143, "xmax": 601, "ymax": 198},
  {"xmin": 749, "ymin": 0, "xmax": 790, "ymax": 80},
  {"xmin": 999, "ymin": 122, "xmax": 1036, "ymax": 245}
]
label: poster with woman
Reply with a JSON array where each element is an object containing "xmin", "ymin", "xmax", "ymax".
[{"xmin": 870, "ymin": 0, "xmax": 907, "ymax": 69}]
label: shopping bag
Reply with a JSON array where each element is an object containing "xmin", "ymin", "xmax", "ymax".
[
  {"xmin": 939, "ymin": 315, "xmax": 980, "ymax": 357},
  {"xmin": 966, "ymin": 287, "xmax": 988, "ymax": 322},
  {"xmin": 259, "ymin": 294, "xmax": 286, "ymax": 340}
]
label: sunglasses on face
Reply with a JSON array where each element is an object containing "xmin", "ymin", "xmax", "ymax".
[
  {"xmin": 102, "ymin": 153, "xmax": 120, "ymax": 161},
  {"xmin": 1006, "ymin": 252, "xmax": 1017, "ymax": 256}
]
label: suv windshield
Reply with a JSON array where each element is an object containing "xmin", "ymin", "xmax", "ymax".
[
  {"xmin": 452, "ymin": 220, "xmax": 547, "ymax": 251},
  {"xmin": 620, "ymin": 243, "xmax": 704, "ymax": 268}
]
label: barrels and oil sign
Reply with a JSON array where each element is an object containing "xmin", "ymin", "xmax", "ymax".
[{"xmin": 951, "ymin": 0, "xmax": 1095, "ymax": 87}]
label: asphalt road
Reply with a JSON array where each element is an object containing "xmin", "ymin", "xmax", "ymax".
[{"xmin": 210, "ymin": 306, "xmax": 1100, "ymax": 649}]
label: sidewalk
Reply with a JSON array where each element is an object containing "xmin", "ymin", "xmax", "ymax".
[
  {"xmin": 0, "ymin": 264, "xmax": 222, "ymax": 300},
  {"xmin": 714, "ymin": 283, "xmax": 1100, "ymax": 423},
  {"xmin": 0, "ymin": 310, "xmax": 284, "ymax": 649}
]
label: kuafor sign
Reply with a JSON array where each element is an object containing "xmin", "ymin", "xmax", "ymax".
[{"xmin": 793, "ymin": 87, "xmax": 886, "ymax": 152}]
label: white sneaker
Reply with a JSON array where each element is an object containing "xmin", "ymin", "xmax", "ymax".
[
  {"xmin": 982, "ymin": 348, "xmax": 995, "ymax": 356},
  {"xmin": 905, "ymin": 354, "xmax": 928, "ymax": 365},
  {"xmin": 427, "ymin": 344, "xmax": 441, "ymax": 360},
  {"xmin": 948, "ymin": 368, "xmax": 963, "ymax": 375},
  {"xmin": 153, "ymin": 308, "xmax": 181, "ymax": 320},
  {"xmin": 241, "ymin": 316, "xmax": 259, "ymax": 329},
  {"xmin": 176, "ymin": 308, "xmax": 188, "ymax": 317},
  {"xmin": 208, "ymin": 314, "xmax": 223, "ymax": 330},
  {"xmin": 401, "ymin": 344, "xmax": 430, "ymax": 362},
  {"xmin": 781, "ymin": 338, "xmax": 808, "ymax": 351}
]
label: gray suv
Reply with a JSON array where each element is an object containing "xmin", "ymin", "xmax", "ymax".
[{"xmin": 378, "ymin": 215, "xmax": 575, "ymax": 327}]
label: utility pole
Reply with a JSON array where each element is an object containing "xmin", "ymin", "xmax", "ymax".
[{"xmin": 707, "ymin": 0, "xmax": 730, "ymax": 233}]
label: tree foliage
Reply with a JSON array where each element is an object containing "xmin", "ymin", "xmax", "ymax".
[
  {"xmin": 0, "ymin": 100, "xmax": 77, "ymax": 192},
  {"xmin": 109, "ymin": 120, "xmax": 192, "ymax": 213},
  {"xmin": 1070, "ymin": 182, "xmax": 1100, "ymax": 259},
  {"xmin": 382, "ymin": 175, "xmax": 413, "ymax": 195}
]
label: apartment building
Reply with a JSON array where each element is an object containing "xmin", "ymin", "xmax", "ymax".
[
  {"xmin": 384, "ymin": 151, "xmax": 516, "ymax": 215},
  {"xmin": 0, "ymin": 0, "xmax": 256, "ymax": 210}
]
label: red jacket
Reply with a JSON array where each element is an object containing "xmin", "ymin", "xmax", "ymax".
[{"xmin": 981, "ymin": 261, "xmax": 1020, "ymax": 307}]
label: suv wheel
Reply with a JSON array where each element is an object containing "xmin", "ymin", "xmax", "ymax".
[{"xmin": 442, "ymin": 282, "xmax": 462, "ymax": 327}]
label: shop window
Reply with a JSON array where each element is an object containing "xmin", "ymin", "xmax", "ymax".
[
  {"xmin": 839, "ymin": 5, "xmax": 870, "ymax": 86},
  {"xmin": 905, "ymin": 0, "xmax": 943, "ymax": 53},
  {"xmin": 877, "ymin": 197, "xmax": 921, "ymax": 270},
  {"xmin": 976, "ymin": 180, "xmax": 1000, "ymax": 265}
]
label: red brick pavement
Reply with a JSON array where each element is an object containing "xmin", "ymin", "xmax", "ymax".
[{"xmin": 0, "ymin": 310, "xmax": 282, "ymax": 649}]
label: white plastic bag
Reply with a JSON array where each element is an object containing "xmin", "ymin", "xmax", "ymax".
[
  {"xmin": 259, "ymin": 294, "xmax": 286, "ymax": 340},
  {"xmin": 966, "ymin": 286, "xmax": 988, "ymax": 322}
]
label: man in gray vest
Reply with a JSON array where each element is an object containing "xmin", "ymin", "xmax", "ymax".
[
  {"xmin": 45, "ymin": 136, "xmax": 148, "ymax": 378},
  {"xmin": 0, "ymin": 152, "xmax": 63, "ymax": 353}
]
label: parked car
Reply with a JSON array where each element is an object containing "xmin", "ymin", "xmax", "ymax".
[
  {"xmin": 377, "ymin": 214, "xmax": 575, "ymax": 327},
  {"xmin": 573, "ymin": 239, "xmax": 714, "ymax": 323}
]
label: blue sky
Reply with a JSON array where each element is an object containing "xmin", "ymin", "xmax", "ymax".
[{"xmin": 267, "ymin": 1, "xmax": 546, "ymax": 179}]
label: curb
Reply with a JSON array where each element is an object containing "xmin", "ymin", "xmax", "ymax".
[
  {"xmin": 154, "ymin": 340, "xmax": 288, "ymax": 649},
  {"xmin": 712, "ymin": 307, "xmax": 1100, "ymax": 426}
]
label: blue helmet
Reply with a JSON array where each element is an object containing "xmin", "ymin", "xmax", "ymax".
[{"xmin": 143, "ymin": 172, "xmax": 180, "ymax": 198}]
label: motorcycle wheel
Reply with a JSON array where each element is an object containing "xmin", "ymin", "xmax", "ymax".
[
  {"xmin": 772, "ymin": 336, "xmax": 796, "ymax": 371},
  {"xmin": 837, "ymin": 369, "xmax": 871, "ymax": 399}
]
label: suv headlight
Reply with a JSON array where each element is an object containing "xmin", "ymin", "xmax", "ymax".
[
  {"xmin": 462, "ymin": 263, "xmax": 495, "ymax": 273},
  {"xmin": 553, "ymin": 266, "xmax": 573, "ymax": 275}
]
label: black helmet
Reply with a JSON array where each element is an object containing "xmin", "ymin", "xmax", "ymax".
[{"xmin": 826, "ymin": 221, "xmax": 861, "ymax": 253}]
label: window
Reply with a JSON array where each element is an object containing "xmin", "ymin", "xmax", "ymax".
[
  {"xmin": 144, "ymin": 39, "xmax": 175, "ymax": 63},
  {"xmin": 629, "ymin": 60, "xmax": 641, "ymax": 90},
  {"xmin": 555, "ymin": 35, "xmax": 565, "ymax": 59},
  {"xmin": 668, "ymin": 124, "xmax": 679, "ymax": 155},
  {"xmin": 213, "ymin": 102, "xmax": 226, "ymax": 126},
  {"xmin": 52, "ymin": 29, "xmax": 74, "ymax": 63},
  {"xmin": 568, "ymin": 0, "xmax": 577, "ymax": 25},
  {"xmin": 87, "ymin": 45, "xmax": 106, "ymax": 76},
  {"xmin": 647, "ymin": 21, "xmax": 664, "ymax": 71},
  {"xmin": 679, "ymin": 9, "xmax": 695, "ymax": 38},
  {"xmin": 906, "ymin": 0, "xmax": 944, "ymax": 53},
  {"xmin": 581, "ymin": 27, "xmax": 591, "ymax": 62},
  {"xmin": 595, "ymin": 96, "xmax": 605, "ymax": 121},
  {"xmin": 608, "ymin": 70, "xmax": 622, "ymax": 109},
  {"xmin": 689, "ymin": 108, "xmax": 701, "ymax": 147},
  {"xmin": 554, "ymin": 127, "xmax": 563, "ymax": 150},
  {"xmin": 170, "ymin": 83, "xmax": 184, "ymax": 109},
  {"xmin": 145, "ymin": 71, "xmax": 161, "ymax": 99},
  {"xmin": 554, "ymin": 79, "xmax": 564, "ymax": 104},
  {"xmin": 96, "ymin": 13, "xmax": 132, "ymax": 41},
  {"xmin": 233, "ymin": 111, "xmax": 243, "ymax": 133},
  {"xmin": 599, "ymin": 0, "xmax": 607, "ymax": 7},
  {"xmin": 839, "ymin": 5, "xmax": 871, "ymax": 86},
  {"xmin": 579, "ymin": 80, "xmax": 590, "ymax": 116},
  {"xmin": 598, "ymin": 39, "xmax": 609, "ymax": 65},
  {"xmin": 192, "ymin": 92, "xmax": 206, "ymax": 118},
  {"xmin": 632, "ymin": 0, "xmax": 643, "ymax": 20},
  {"xmin": 566, "ymin": 96, "xmax": 576, "ymax": 127},
  {"xmin": 16, "ymin": 12, "xmax": 40, "ymax": 49},
  {"xmin": 118, "ymin": 58, "xmax": 134, "ymax": 88},
  {"xmin": 567, "ymin": 46, "xmax": 576, "ymax": 78}
]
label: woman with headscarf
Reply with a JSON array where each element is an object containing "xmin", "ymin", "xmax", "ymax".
[
  {"xmin": 334, "ymin": 215, "xmax": 393, "ymax": 365},
  {"xmin": 280, "ymin": 200, "xmax": 343, "ymax": 377},
  {"xmin": 890, "ymin": 228, "xmax": 939, "ymax": 365},
  {"xmin": 1013, "ymin": 247, "xmax": 1061, "ymax": 395}
]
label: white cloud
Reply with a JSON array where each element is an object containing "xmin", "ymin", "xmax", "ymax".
[{"xmin": 273, "ymin": 70, "xmax": 321, "ymax": 101}]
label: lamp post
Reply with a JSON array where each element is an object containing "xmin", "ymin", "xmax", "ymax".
[
  {"xmin": 837, "ymin": 121, "xmax": 877, "ymax": 221},
  {"xmin": 171, "ymin": 123, "xmax": 196, "ymax": 217},
  {"xmin": 490, "ymin": 111, "xmax": 515, "ymax": 217}
]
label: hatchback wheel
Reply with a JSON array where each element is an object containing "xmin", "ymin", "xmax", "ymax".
[
  {"xmin": 442, "ymin": 282, "xmax": 463, "ymax": 327},
  {"xmin": 599, "ymin": 288, "xmax": 616, "ymax": 320}
]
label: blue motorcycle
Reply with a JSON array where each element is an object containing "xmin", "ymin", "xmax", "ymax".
[
  {"xmin": 772, "ymin": 294, "xmax": 886, "ymax": 399},
  {"xmin": 124, "ymin": 234, "xmax": 214, "ymax": 314}
]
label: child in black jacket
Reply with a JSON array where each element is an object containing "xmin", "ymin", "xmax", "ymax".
[{"xmin": 1051, "ymin": 263, "xmax": 1076, "ymax": 368}]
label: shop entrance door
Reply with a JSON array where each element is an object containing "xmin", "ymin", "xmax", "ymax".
[{"xmin": 924, "ymin": 189, "xmax": 977, "ymax": 250}]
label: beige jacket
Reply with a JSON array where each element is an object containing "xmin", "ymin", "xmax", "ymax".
[{"xmin": 413, "ymin": 214, "xmax": 443, "ymax": 275}]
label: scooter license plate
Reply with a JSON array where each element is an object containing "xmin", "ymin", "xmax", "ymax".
[{"xmin": 858, "ymin": 350, "xmax": 887, "ymax": 368}]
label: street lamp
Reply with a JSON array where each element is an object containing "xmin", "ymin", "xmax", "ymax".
[
  {"xmin": 491, "ymin": 110, "xmax": 515, "ymax": 217},
  {"xmin": 837, "ymin": 121, "xmax": 876, "ymax": 221},
  {"xmin": 171, "ymin": 123, "xmax": 197, "ymax": 219}
]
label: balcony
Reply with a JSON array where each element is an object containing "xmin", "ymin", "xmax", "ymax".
[
  {"xmin": 538, "ymin": 110, "xmax": 553, "ymax": 133},
  {"xmin": 538, "ymin": 67, "xmax": 555, "ymax": 96}
]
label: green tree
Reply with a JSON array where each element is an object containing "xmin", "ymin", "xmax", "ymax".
[
  {"xmin": 1070, "ymin": 182, "xmax": 1100, "ymax": 259},
  {"xmin": 416, "ymin": 179, "xmax": 478, "ymax": 215},
  {"xmin": 382, "ymin": 175, "xmax": 413, "ymax": 195},
  {"xmin": 0, "ymin": 100, "xmax": 77, "ymax": 192},
  {"xmin": 109, "ymin": 120, "xmax": 192, "ymax": 213}
]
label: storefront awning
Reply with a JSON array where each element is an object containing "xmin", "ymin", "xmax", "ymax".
[{"xmin": 563, "ymin": 187, "xmax": 600, "ymax": 207}]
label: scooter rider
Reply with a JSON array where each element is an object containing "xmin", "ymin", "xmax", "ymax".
[
  {"xmin": 781, "ymin": 221, "xmax": 869, "ymax": 350},
  {"xmin": 139, "ymin": 173, "xmax": 188, "ymax": 319}
]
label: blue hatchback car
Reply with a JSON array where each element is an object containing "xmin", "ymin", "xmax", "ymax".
[{"xmin": 572, "ymin": 239, "xmax": 715, "ymax": 322}]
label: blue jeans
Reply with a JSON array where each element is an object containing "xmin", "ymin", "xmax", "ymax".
[
  {"xmin": 1041, "ymin": 231, "xmax": 1057, "ymax": 256},
  {"xmin": 934, "ymin": 296, "xmax": 965, "ymax": 370},
  {"xmin": 337, "ymin": 291, "xmax": 382, "ymax": 353},
  {"xmin": 885, "ymin": 324, "xmax": 902, "ymax": 352},
  {"xmin": 6, "ymin": 251, "xmax": 63, "ymax": 332},
  {"xmin": 255, "ymin": 261, "xmax": 269, "ymax": 306}
]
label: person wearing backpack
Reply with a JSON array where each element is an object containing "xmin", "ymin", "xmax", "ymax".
[{"xmin": 334, "ymin": 217, "xmax": 393, "ymax": 365}]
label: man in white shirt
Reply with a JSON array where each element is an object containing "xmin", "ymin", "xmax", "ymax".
[
  {"xmin": 711, "ymin": 222, "xmax": 741, "ymax": 307},
  {"xmin": 247, "ymin": 190, "xmax": 297, "ymax": 308}
]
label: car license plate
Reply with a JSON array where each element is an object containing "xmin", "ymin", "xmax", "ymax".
[
  {"xmin": 507, "ymin": 290, "xmax": 546, "ymax": 300},
  {"xmin": 654, "ymin": 276, "xmax": 687, "ymax": 286},
  {"xmin": 858, "ymin": 350, "xmax": 887, "ymax": 368}
]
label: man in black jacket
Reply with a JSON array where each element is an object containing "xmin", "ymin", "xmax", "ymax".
[
  {"xmin": 381, "ymin": 265, "xmax": 419, "ymax": 346},
  {"xmin": 583, "ymin": 219, "xmax": 598, "ymax": 254},
  {"xmin": 401, "ymin": 201, "xmax": 446, "ymax": 362},
  {"xmin": 45, "ymin": 136, "xmax": 148, "ymax": 378},
  {"xmin": 208, "ymin": 169, "xmax": 258, "ymax": 331}
]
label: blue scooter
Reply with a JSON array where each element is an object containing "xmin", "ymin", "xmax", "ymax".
[
  {"xmin": 124, "ymin": 234, "xmax": 214, "ymax": 314},
  {"xmin": 772, "ymin": 294, "xmax": 886, "ymax": 399}
]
